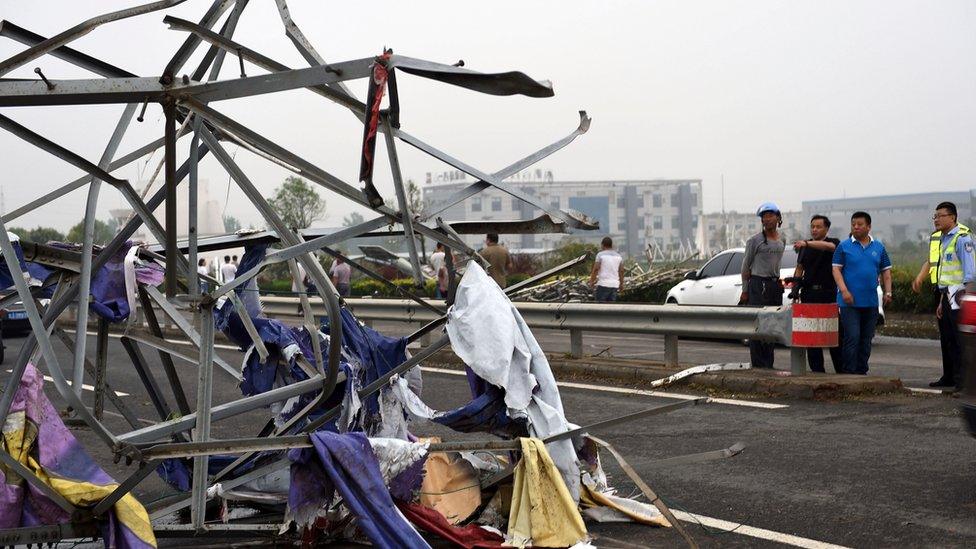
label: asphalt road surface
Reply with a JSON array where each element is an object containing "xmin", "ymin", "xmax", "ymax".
[{"xmin": 0, "ymin": 325, "xmax": 973, "ymax": 548}]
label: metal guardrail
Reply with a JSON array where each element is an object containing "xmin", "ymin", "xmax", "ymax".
[{"xmin": 261, "ymin": 297, "xmax": 795, "ymax": 368}]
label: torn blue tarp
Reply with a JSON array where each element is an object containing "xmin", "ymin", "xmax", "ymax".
[
  {"xmin": 232, "ymin": 243, "xmax": 265, "ymax": 317},
  {"xmin": 88, "ymin": 242, "xmax": 164, "ymax": 323},
  {"xmin": 322, "ymin": 308, "xmax": 408, "ymax": 421},
  {"xmin": 286, "ymin": 431, "xmax": 429, "ymax": 549},
  {"xmin": 431, "ymin": 378, "xmax": 528, "ymax": 436},
  {"xmin": 26, "ymin": 262, "xmax": 54, "ymax": 298},
  {"xmin": 155, "ymin": 455, "xmax": 248, "ymax": 492},
  {"xmin": 0, "ymin": 232, "xmax": 30, "ymax": 289}
]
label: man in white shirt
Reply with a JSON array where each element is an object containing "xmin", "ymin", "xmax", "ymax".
[
  {"xmin": 197, "ymin": 258, "xmax": 209, "ymax": 292},
  {"xmin": 220, "ymin": 255, "xmax": 237, "ymax": 283},
  {"xmin": 429, "ymin": 243, "xmax": 446, "ymax": 297},
  {"xmin": 589, "ymin": 237, "xmax": 624, "ymax": 302}
]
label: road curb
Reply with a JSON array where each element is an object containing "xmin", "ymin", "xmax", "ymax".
[
  {"xmin": 420, "ymin": 348, "xmax": 906, "ymax": 400},
  {"xmin": 873, "ymin": 335, "xmax": 941, "ymax": 347}
]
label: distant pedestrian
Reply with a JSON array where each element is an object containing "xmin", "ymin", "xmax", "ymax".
[
  {"xmin": 479, "ymin": 233, "xmax": 512, "ymax": 289},
  {"xmin": 792, "ymin": 215, "xmax": 843, "ymax": 373},
  {"xmin": 831, "ymin": 211, "xmax": 893, "ymax": 375},
  {"xmin": 911, "ymin": 202, "xmax": 974, "ymax": 390},
  {"xmin": 429, "ymin": 243, "xmax": 447, "ymax": 298},
  {"xmin": 330, "ymin": 256, "xmax": 352, "ymax": 297},
  {"xmin": 741, "ymin": 202, "xmax": 786, "ymax": 369},
  {"xmin": 197, "ymin": 258, "xmax": 209, "ymax": 293},
  {"xmin": 436, "ymin": 252, "xmax": 452, "ymax": 300},
  {"xmin": 232, "ymin": 255, "xmax": 239, "ymax": 268},
  {"xmin": 220, "ymin": 255, "xmax": 237, "ymax": 283},
  {"xmin": 589, "ymin": 236, "xmax": 624, "ymax": 302}
]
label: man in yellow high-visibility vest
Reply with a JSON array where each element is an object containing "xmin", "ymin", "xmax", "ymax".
[{"xmin": 912, "ymin": 201, "xmax": 975, "ymax": 391}]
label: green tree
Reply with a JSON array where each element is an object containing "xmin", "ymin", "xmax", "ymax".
[
  {"xmin": 27, "ymin": 226, "xmax": 65, "ymax": 243},
  {"xmin": 540, "ymin": 239, "xmax": 599, "ymax": 276},
  {"xmin": 269, "ymin": 176, "xmax": 325, "ymax": 230},
  {"xmin": 223, "ymin": 214, "xmax": 241, "ymax": 233},
  {"xmin": 343, "ymin": 211, "xmax": 365, "ymax": 227},
  {"xmin": 406, "ymin": 179, "xmax": 427, "ymax": 262},
  {"xmin": 8, "ymin": 227, "xmax": 28, "ymax": 240},
  {"xmin": 66, "ymin": 219, "xmax": 114, "ymax": 245}
]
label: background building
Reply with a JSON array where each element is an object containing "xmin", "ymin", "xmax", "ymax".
[
  {"xmin": 802, "ymin": 190, "xmax": 976, "ymax": 246},
  {"xmin": 422, "ymin": 176, "xmax": 703, "ymax": 257},
  {"xmin": 697, "ymin": 210, "xmax": 805, "ymax": 257}
]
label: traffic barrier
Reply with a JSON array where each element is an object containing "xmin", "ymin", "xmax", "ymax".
[
  {"xmin": 791, "ymin": 303, "xmax": 839, "ymax": 347},
  {"xmin": 260, "ymin": 297, "xmax": 794, "ymax": 366}
]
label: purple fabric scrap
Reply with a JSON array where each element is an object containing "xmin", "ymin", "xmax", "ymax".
[{"xmin": 287, "ymin": 431, "xmax": 429, "ymax": 548}]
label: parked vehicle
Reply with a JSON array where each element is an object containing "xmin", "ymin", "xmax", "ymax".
[
  {"xmin": 665, "ymin": 247, "xmax": 884, "ymax": 322},
  {"xmin": 956, "ymin": 289, "xmax": 976, "ymax": 437},
  {"xmin": 1, "ymin": 301, "xmax": 30, "ymax": 335},
  {"xmin": 666, "ymin": 247, "xmax": 798, "ymax": 306}
]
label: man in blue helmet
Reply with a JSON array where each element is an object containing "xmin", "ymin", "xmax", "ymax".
[{"xmin": 740, "ymin": 202, "xmax": 786, "ymax": 368}]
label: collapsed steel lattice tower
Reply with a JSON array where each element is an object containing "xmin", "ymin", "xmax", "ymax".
[{"xmin": 0, "ymin": 2, "xmax": 717, "ymax": 546}]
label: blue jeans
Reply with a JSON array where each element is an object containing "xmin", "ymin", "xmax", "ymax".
[
  {"xmin": 594, "ymin": 285, "xmax": 618, "ymax": 302},
  {"xmin": 839, "ymin": 306, "xmax": 878, "ymax": 374}
]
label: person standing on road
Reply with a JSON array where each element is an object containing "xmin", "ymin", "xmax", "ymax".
[
  {"xmin": 220, "ymin": 255, "xmax": 237, "ymax": 283},
  {"xmin": 832, "ymin": 211, "xmax": 893, "ymax": 375},
  {"xmin": 911, "ymin": 201, "xmax": 974, "ymax": 390},
  {"xmin": 741, "ymin": 202, "xmax": 786, "ymax": 369},
  {"xmin": 329, "ymin": 257, "xmax": 352, "ymax": 297},
  {"xmin": 589, "ymin": 236, "xmax": 624, "ymax": 302},
  {"xmin": 792, "ymin": 215, "xmax": 843, "ymax": 373},
  {"xmin": 479, "ymin": 233, "xmax": 513, "ymax": 289},
  {"xmin": 330, "ymin": 256, "xmax": 352, "ymax": 297},
  {"xmin": 429, "ymin": 242, "xmax": 447, "ymax": 298},
  {"xmin": 197, "ymin": 258, "xmax": 209, "ymax": 293}
]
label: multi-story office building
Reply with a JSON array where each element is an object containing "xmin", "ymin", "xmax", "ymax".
[
  {"xmin": 697, "ymin": 210, "xmax": 805, "ymax": 257},
  {"xmin": 422, "ymin": 176, "xmax": 703, "ymax": 257},
  {"xmin": 802, "ymin": 191, "xmax": 976, "ymax": 246}
]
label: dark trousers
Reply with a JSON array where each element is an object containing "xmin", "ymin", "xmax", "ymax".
[
  {"xmin": 839, "ymin": 306, "xmax": 878, "ymax": 374},
  {"xmin": 748, "ymin": 277, "xmax": 783, "ymax": 368},
  {"xmin": 937, "ymin": 290, "xmax": 962, "ymax": 387},
  {"xmin": 801, "ymin": 288, "xmax": 844, "ymax": 374},
  {"xmin": 594, "ymin": 285, "xmax": 618, "ymax": 302}
]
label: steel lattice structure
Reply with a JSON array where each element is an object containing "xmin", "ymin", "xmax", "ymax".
[{"xmin": 0, "ymin": 2, "xmax": 730, "ymax": 546}]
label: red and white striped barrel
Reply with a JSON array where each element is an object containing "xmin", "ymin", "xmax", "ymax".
[{"xmin": 791, "ymin": 303, "xmax": 839, "ymax": 347}]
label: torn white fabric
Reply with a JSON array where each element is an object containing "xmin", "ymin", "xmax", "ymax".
[
  {"xmin": 368, "ymin": 437, "xmax": 429, "ymax": 485},
  {"xmin": 445, "ymin": 262, "xmax": 582, "ymax": 501},
  {"xmin": 123, "ymin": 245, "xmax": 140, "ymax": 326}
]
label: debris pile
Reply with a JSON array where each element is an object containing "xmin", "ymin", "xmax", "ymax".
[{"xmin": 509, "ymin": 266, "xmax": 687, "ymax": 302}]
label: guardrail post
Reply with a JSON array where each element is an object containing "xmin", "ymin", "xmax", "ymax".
[
  {"xmin": 664, "ymin": 334, "xmax": 678, "ymax": 368},
  {"xmin": 790, "ymin": 346, "xmax": 806, "ymax": 375},
  {"xmin": 569, "ymin": 328, "xmax": 583, "ymax": 358}
]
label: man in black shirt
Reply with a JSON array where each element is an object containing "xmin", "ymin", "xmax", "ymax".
[{"xmin": 792, "ymin": 215, "xmax": 843, "ymax": 373}]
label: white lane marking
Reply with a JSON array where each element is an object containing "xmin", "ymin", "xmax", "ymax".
[
  {"xmin": 671, "ymin": 510, "xmax": 852, "ymax": 549},
  {"xmin": 102, "ymin": 409, "xmax": 156, "ymax": 426},
  {"xmin": 907, "ymin": 386, "xmax": 946, "ymax": 395},
  {"xmin": 68, "ymin": 330, "xmax": 240, "ymax": 351},
  {"xmin": 5, "ymin": 369, "xmax": 129, "ymax": 397},
  {"xmin": 420, "ymin": 367, "xmax": 788, "ymax": 409}
]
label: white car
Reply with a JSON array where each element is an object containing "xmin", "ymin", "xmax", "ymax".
[{"xmin": 665, "ymin": 247, "xmax": 885, "ymax": 321}]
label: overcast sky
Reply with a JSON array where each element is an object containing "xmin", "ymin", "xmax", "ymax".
[{"xmin": 1, "ymin": 0, "xmax": 973, "ymax": 233}]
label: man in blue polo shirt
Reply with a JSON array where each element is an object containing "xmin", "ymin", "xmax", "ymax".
[{"xmin": 832, "ymin": 211, "xmax": 893, "ymax": 374}]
